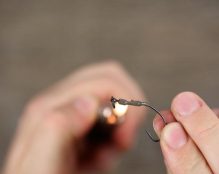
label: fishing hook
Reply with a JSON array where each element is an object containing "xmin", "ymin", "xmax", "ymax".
[{"xmin": 111, "ymin": 96, "xmax": 167, "ymax": 142}]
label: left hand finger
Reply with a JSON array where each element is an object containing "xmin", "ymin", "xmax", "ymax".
[
  {"xmin": 153, "ymin": 111, "xmax": 212, "ymax": 174},
  {"xmin": 31, "ymin": 61, "xmax": 146, "ymax": 150},
  {"xmin": 14, "ymin": 62, "xmax": 146, "ymax": 171}
]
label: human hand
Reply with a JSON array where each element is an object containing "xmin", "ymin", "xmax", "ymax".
[
  {"xmin": 2, "ymin": 61, "xmax": 146, "ymax": 174},
  {"xmin": 154, "ymin": 92, "xmax": 219, "ymax": 174}
]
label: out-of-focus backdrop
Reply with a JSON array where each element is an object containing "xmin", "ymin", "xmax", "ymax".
[{"xmin": 1, "ymin": 0, "xmax": 219, "ymax": 173}]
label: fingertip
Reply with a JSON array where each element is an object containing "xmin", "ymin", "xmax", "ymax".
[
  {"xmin": 171, "ymin": 91, "xmax": 203, "ymax": 117},
  {"xmin": 161, "ymin": 122, "xmax": 188, "ymax": 150}
]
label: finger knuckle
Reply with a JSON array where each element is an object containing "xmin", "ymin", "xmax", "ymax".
[
  {"xmin": 189, "ymin": 156, "xmax": 204, "ymax": 172},
  {"xmin": 103, "ymin": 60, "xmax": 127, "ymax": 76},
  {"xmin": 184, "ymin": 156, "xmax": 206, "ymax": 173},
  {"xmin": 42, "ymin": 111, "xmax": 69, "ymax": 134},
  {"xmin": 104, "ymin": 60, "xmax": 122, "ymax": 69},
  {"xmin": 196, "ymin": 121, "xmax": 219, "ymax": 140},
  {"xmin": 173, "ymin": 152, "xmax": 205, "ymax": 174}
]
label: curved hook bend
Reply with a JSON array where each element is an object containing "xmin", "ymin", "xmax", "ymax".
[{"xmin": 111, "ymin": 96, "xmax": 167, "ymax": 142}]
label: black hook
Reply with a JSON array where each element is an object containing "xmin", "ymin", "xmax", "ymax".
[{"xmin": 111, "ymin": 96, "xmax": 167, "ymax": 142}]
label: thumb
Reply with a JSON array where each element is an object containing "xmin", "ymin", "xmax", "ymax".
[{"xmin": 57, "ymin": 95, "xmax": 99, "ymax": 138}]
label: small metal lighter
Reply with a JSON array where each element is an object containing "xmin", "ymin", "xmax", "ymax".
[
  {"xmin": 77, "ymin": 102, "xmax": 127, "ymax": 164},
  {"xmin": 85, "ymin": 102, "xmax": 128, "ymax": 144}
]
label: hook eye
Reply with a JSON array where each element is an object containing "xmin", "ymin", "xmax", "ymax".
[{"xmin": 111, "ymin": 96, "xmax": 117, "ymax": 108}]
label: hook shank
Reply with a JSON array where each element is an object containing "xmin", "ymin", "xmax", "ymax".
[{"xmin": 111, "ymin": 96, "xmax": 167, "ymax": 142}]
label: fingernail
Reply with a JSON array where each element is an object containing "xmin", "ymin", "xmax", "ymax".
[
  {"xmin": 163, "ymin": 123, "xmax": 187, "ymax": 150},
  {"xmin": 73, "ymin": 95, "xmax": 98, "ymax": 117},
  {"xmin": 173, "ymin": 92, "xmax": 201, "ymax": 116}
]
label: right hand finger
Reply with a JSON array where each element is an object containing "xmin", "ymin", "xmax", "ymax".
[
  {"xmin": 161, "ymin": 122, "xmax": 212, "ymax": 174},
  {"xmin": 171, "ymin": 92, "xmax": 219, "ymax": 173},
  {"xmin": 154, "ymin": 112, "xmax": 212, "ymax": 174}
]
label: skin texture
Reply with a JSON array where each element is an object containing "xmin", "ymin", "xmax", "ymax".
[
  {"xmin": 153, "ymin": 92, "xmax": 219, "ymax": 174},
  {"xmin": 2, "ymin": 61, "xmax": 146, "ymax": 174}
]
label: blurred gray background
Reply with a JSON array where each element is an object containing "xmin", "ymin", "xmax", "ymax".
[{"xmin": 1, "ymin": 0, "xmax": 219, "ymax": 173}]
